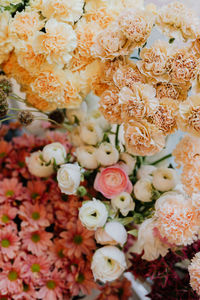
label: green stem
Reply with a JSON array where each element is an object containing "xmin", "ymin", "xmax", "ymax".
[
  {"xmin": 115, "ymin": 125, "xmax": 120, "ymax": 148},
  {"xmin": 152, "ymin": 153, "xmax": 172, "ymax": 165},
  {"xmin": 0, "ymin": 116, "xmax": 15, "ymax": 123}
]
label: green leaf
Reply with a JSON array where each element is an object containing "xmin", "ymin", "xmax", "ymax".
[
  {"xmin": 128, "ymin": 229, "xmax": 138, "ymax": 237},
  {"xmin": 114, "ymin": 217, "xmax": 133, "ymax": 226}
]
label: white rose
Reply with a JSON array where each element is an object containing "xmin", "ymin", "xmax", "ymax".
[
  {"xmin": 91, "ymin": 246, "xmax": 127, "ymax": 283},
  {"xmin": 134, "ymin": 178, "xmax": 153, "ymax": 202},
  {"xmin": 111, "ymin": 192, "xmax": 135, "ymax": 216},
  {"xmin": 79, "ymin": 121, "xmax": 103, "ymax": 145},
  {"xmin": 129, "ymin": 218, "xmax": 169, "ymax": 261},
  {"xmin": 76, "ymin": 146, "xmax": 98, "ymax": 169},
  {"xmin": 96, "ymin": 142, "xmax": 119, "ymax": 166},
  {"xmin": 42, "ymin": 142, "xmax": 66, "ymax": 165},
  {"xmin": 66, "ymin": 101, "xmax": 87, "ymax": 124},
  {"xmin": 57, "ymin": 163, "xmax": 81, "ymax": 195},
  {"xmin": 137, "ymin": 165, "xmax": 157, "ymax": 179},
  {"xmin": 152, "ymin": 167, "xmax": 178, "ymax": 192},
  {"xmin": 26, "ymin": 151, "xmax": 54, "ymax": 178},
  {"xmin": 95, "ymin": 221, "xmax": 127, "ymax": 246},
  {"xmin": 79, "ymin": 198, "xmax": 108, "ymax": 230},
  {"xmin": 119, "ymin": 152, "xmax": 136, "ymax": 175}
]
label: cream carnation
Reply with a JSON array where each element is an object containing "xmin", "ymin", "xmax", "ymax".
[
  {"xmin": 91, "ymin": 246, "xmax": 127, "ymax": 282},
  {"xmin": 95, "ymin": 221, "xmax": 127, "ymax": 247},
  {"xmin": 111, "ymin": 192, "xmax": 135, "ymax": 216},
  {"xmin": 79, "ymin": 198, "xmax": 108, "ymax": 230},
  {"xmin": 130, "ymin": 218, "xmax": 169, "ymax": 261},
  {"xmin": 119, "ymin": 152, "xmax": 136, "ymax": 175},
  {"xmin": 134, "ymin": 178, "xmax": 153, "ymax": 202},
  {"xmin": 42, "ymin": 142, "xmax": 66, "ymax": 165},
  {"xmin": 57, "ymin": 163, "xmax": 81, "ymax": 195},
  {"xmin": 76, "ymin": 146, "xmax": 98, "ymax": 169},
  {"xmin": 96, "ymin": 142, "xmax": 119, "ymax": 167},
  {"xmin": 41, "ymin": 0, "xmax": 84, "ymax": 23},
  {"xmin": 152, "ymin": 167, "xmax": 178, "ymax": 192},
  {"xmin": 79, "ymin": 121, "xmax": 103, "ymax": 145},
  {"xmin": 188, "ymin": 252, "xmax": 200, "ymax": 296},
  {"xmin": 155, "ymin": 192, "xmax": 200, "ymax": 246},
  {"xmin": 32, "ymin": 18, "xmax": 77, "ymax": 65},
  {"xmin": 26, "ymin": 151, "xmax": 54, "ymax": 178},
  {"xmin": 0, "ymin": 11, "xmax": 13, "ymax": 64}
]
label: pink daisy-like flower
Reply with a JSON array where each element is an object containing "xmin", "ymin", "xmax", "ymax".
[
  {"xmin": 0, "ymin": 258, "xmax": 26, "ymax": 295},
  {"xmin": 20, "ymin": 229, "xmax": 53, "ymax": 255},
  {"xmin": 36, "ymin": 270, "xmax": 66, "ymax": 300},
  {"xmin": 27, "ymin": 180, "xmax": 46, "ymax": 201},
  {"xmin": 0, "ymin": 140, "xmax": 12, "ymax": 160},
  {"xmin": 67, "ymin": 262, "xmax": 98, "ymax": 296},
  {"xmin": 0, "ymin": 178, "xmax": 29, "ymax": 204},
  {"xmin": 0, "ymin": 203, "xmax": 18, "ymax": 226},
  {"xmin": 0, "ymin": 225, "xmax": 20, "ymax": 261},
  {"xmin": 49, "ymin": 238, "xmax": 68, "ymax": 268},
  {"xmin": 5, "ymin": 149, "xmax": 31, "ymax": 179},
  {"xmin": 19, "ymin": 202, "xmax": 50, "ymax": 229},
  {"xmin": 22, "ymin": 254, "xmax": 50, "ymax": 284},
  {"xmin": 12, "ymin": 282, "xmax": 37, "ymax": 300}
]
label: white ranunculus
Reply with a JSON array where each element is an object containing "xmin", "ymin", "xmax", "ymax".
[
  {"xmin": 57, "ymin": 163, "xmax": 81, "ymax": 195},
  {"xmin": 137, "ymin": 165, "xmax": 157, "ymax": 180},
  {"xmin": 129, "ymin": 218, "xmax": 169, "ymax": 261},
  {"xmin": 95, "ymin": 221, "xmax": 127, "ymax": 246},
  {"xmin": 76, "ymin": 146, "xmax": 98, "ymax": 169},
  {"xmin": 111, "ymin": 192, "xmax": 135, "ymax": 216},
  {"xmin": 42, "ymin": 142, "xmax": 66, "ymax": 165},
  {"xmin": 66, "ymin": 101, "xmax": 87, "ymax": 124},
  {"xmin": 70, "ymin": 127, "xmax": 84, "ymax": 147},
  {"xmin": 79, "ymin": 121, "xmax": 103, "ymax": 145},
  {"xmin": 134, "ymin": 178, "xmax": 153, "ymax": 202},
  {"xmin": 96, "ymin": 142, "xmax": 119, "ymax": 166},
  {"xmin": 152, "ymin": 167, "xmax": 179, "ymax": 192},
  {"xmin": 26, "ymin": 151, "xmax": 54, "ymax": 178},
  {"xmin": 79, "ymin": 198, "xmax": 108, "ymax": 230},
  {"xmin": 119, "ymin": 152, "xmax": 136, "ymax": 175},
  {"xmin": 89, "ymin": 110, "xmax": 111, "ymax": 131},
  {"xmin": 91, "ymin": 246, "xmax": 127, "ymax": 283}
]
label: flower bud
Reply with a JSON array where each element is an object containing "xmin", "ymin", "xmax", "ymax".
[
  {"xmin": 79, "ymin": 121, "xmax": 103, "ymax": 145},
  {"xmin": 134, "ymin": 178, "xmax": 153, "ymax": 202},
  {"xmin": 152, "ymin": 167, "xmax": 178, "ymax": 192},
  {"xmin": 48, "ymin": 109, "xmax": 65, "ymax": 124},
  {"xmin": 96, "ymin": 142, "xmax": 119, "ymax": 166},
  {"xmin": 111, "ymin": 192, "xmax": 135, "ymax": 216},
  {"xmin": 76, "ymin": 146, "xmax": 98, "ymax": 169}
]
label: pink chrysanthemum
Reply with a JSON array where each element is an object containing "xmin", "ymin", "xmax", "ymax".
[
  {"xmin": 0, "ymin": 225, "xmax": 20, "ymax": 261},
  {"xmin": 20, "ymin": 229, "xmax": 53, "ymax": 255},
  {"xmin": 155, "ymin": 193, "xmax": 200, "ymax": 246},
  {"xmin": 36, "ymin": 270, "xmax": 66, "ymax": 300},
  {"xmin": 5, "ymin": 149, "xmax": 31, "ymax": 178},
  {"xmin": 12, "ymin": 282, "xmax": 37, "ymax": 300},
  {"xmin": 49, "ymin": 238, "xmax": 68, "ymax": 268},
  {"xmin": 0, "ymin": 140, "xmax": 12, "ymax": 160},
  {"xmin": 67, "ymin": 262, "xmax": 98, "ymax": 296},
  {"xmin": 27, "ymin": 180, "xmax": 47, "ymax": 201},
  {"xmin": 22, "ymin": 254, "xmax": 50, "ymax": 284},
  {"xmin": 60, "ymin": 221, "xmax": 96, "ymax": 259},
  {"xmin": 0, "ymin": 258, "xmax": 26, "ymax": 295},
  {"xmin": 0, "ymin": 203, "xmax": 18, "ymax": 226},
  {"xmin": 189, "ymin": 252, "xmax": 200, "ymax": 296},
  {"xmin": 19, "ymin": 201, "xmax": 50, "ymax": 229},
  {"xmin": 0, "ymin": 178, "xmax": 28, "ymax": 203}
]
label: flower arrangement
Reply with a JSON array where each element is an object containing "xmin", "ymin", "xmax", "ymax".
[{"xmin": 1, "ymin": 0, "xmax": 200, "ymax": 299}]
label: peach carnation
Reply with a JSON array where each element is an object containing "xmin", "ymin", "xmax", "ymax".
[
  {"xmin": 138, "ymin": 41, "xmax": 171, "ymax": 83},
  {"xmin": 119, "ymin": 84, "xmax": 158, "ymax": 122},
  {"xmin": 155, "ymin": 192, "xmax": 200, "ymax": 246},
  {"xmin": 32, "ymin": 18, "xmax": 77, "ymax": 65},
  {"xmin": 166, "ymin": 48, "xmax": 198, "ymax": 85},
  {"xmin": 9, "ymin": 11, "xmax": 44, "ymax": 42},
  {"xmin": 40, "ymin": 0, "xmax": 84, "ymax": 23},
  {"xmin": 188, "ymin": 252, "xmax": 200, "ymax": 296},
  {"xmin": 156, "ymin": 2, "xmax": 200, "ymax": 40},
  {"xmin": 99, "ymin": 87, "xmax": 122, "ymax": 124},
  {"xmin": 155, "ymin": 82, "xmax": 188, "ymax": 102},
  {"xmin": 124, "ymin": 120, "xmax": 165, "ymax": 156},
  {"xmin": 84, "ymin": 6, "xmax": 114, "ymax": 29},
  {"xmin": 181, "ymin": 161, "xmax": 200, "ymax": 196},
  {"xmin": 177, "ymin": 95, "xmax": 200, "ymax": 137},
  {"xmin": 0, "ymin": 11, "xmax": 13, "ymax": 64},
  {"xmin": 91, "ymin": 22, "xmax": 132, "ymax": 60},
  {"xmin": 118, "ymin": 8, "xmax": 154, "ymax": 48},
  {"xmin": 25, "ymin": 89, "xmax": 57, "ymax": 112}
]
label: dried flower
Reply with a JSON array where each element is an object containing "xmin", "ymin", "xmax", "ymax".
[
  {"xmin": 17, "ymin": 111, "xmax": 34, "ymax": 126},
  {"xmin": 0, "ymin": 76, "xmax": 12, "ymax": 95}
]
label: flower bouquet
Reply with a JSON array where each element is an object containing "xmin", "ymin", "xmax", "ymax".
[{"xmin": 1, "ymin": 0, "xmax": 200, "ymax": 299}]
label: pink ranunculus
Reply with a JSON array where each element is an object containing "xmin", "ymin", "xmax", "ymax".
[{"xmin": 94, "ymin": 165, "xmax": 133, "ymax": 199}]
